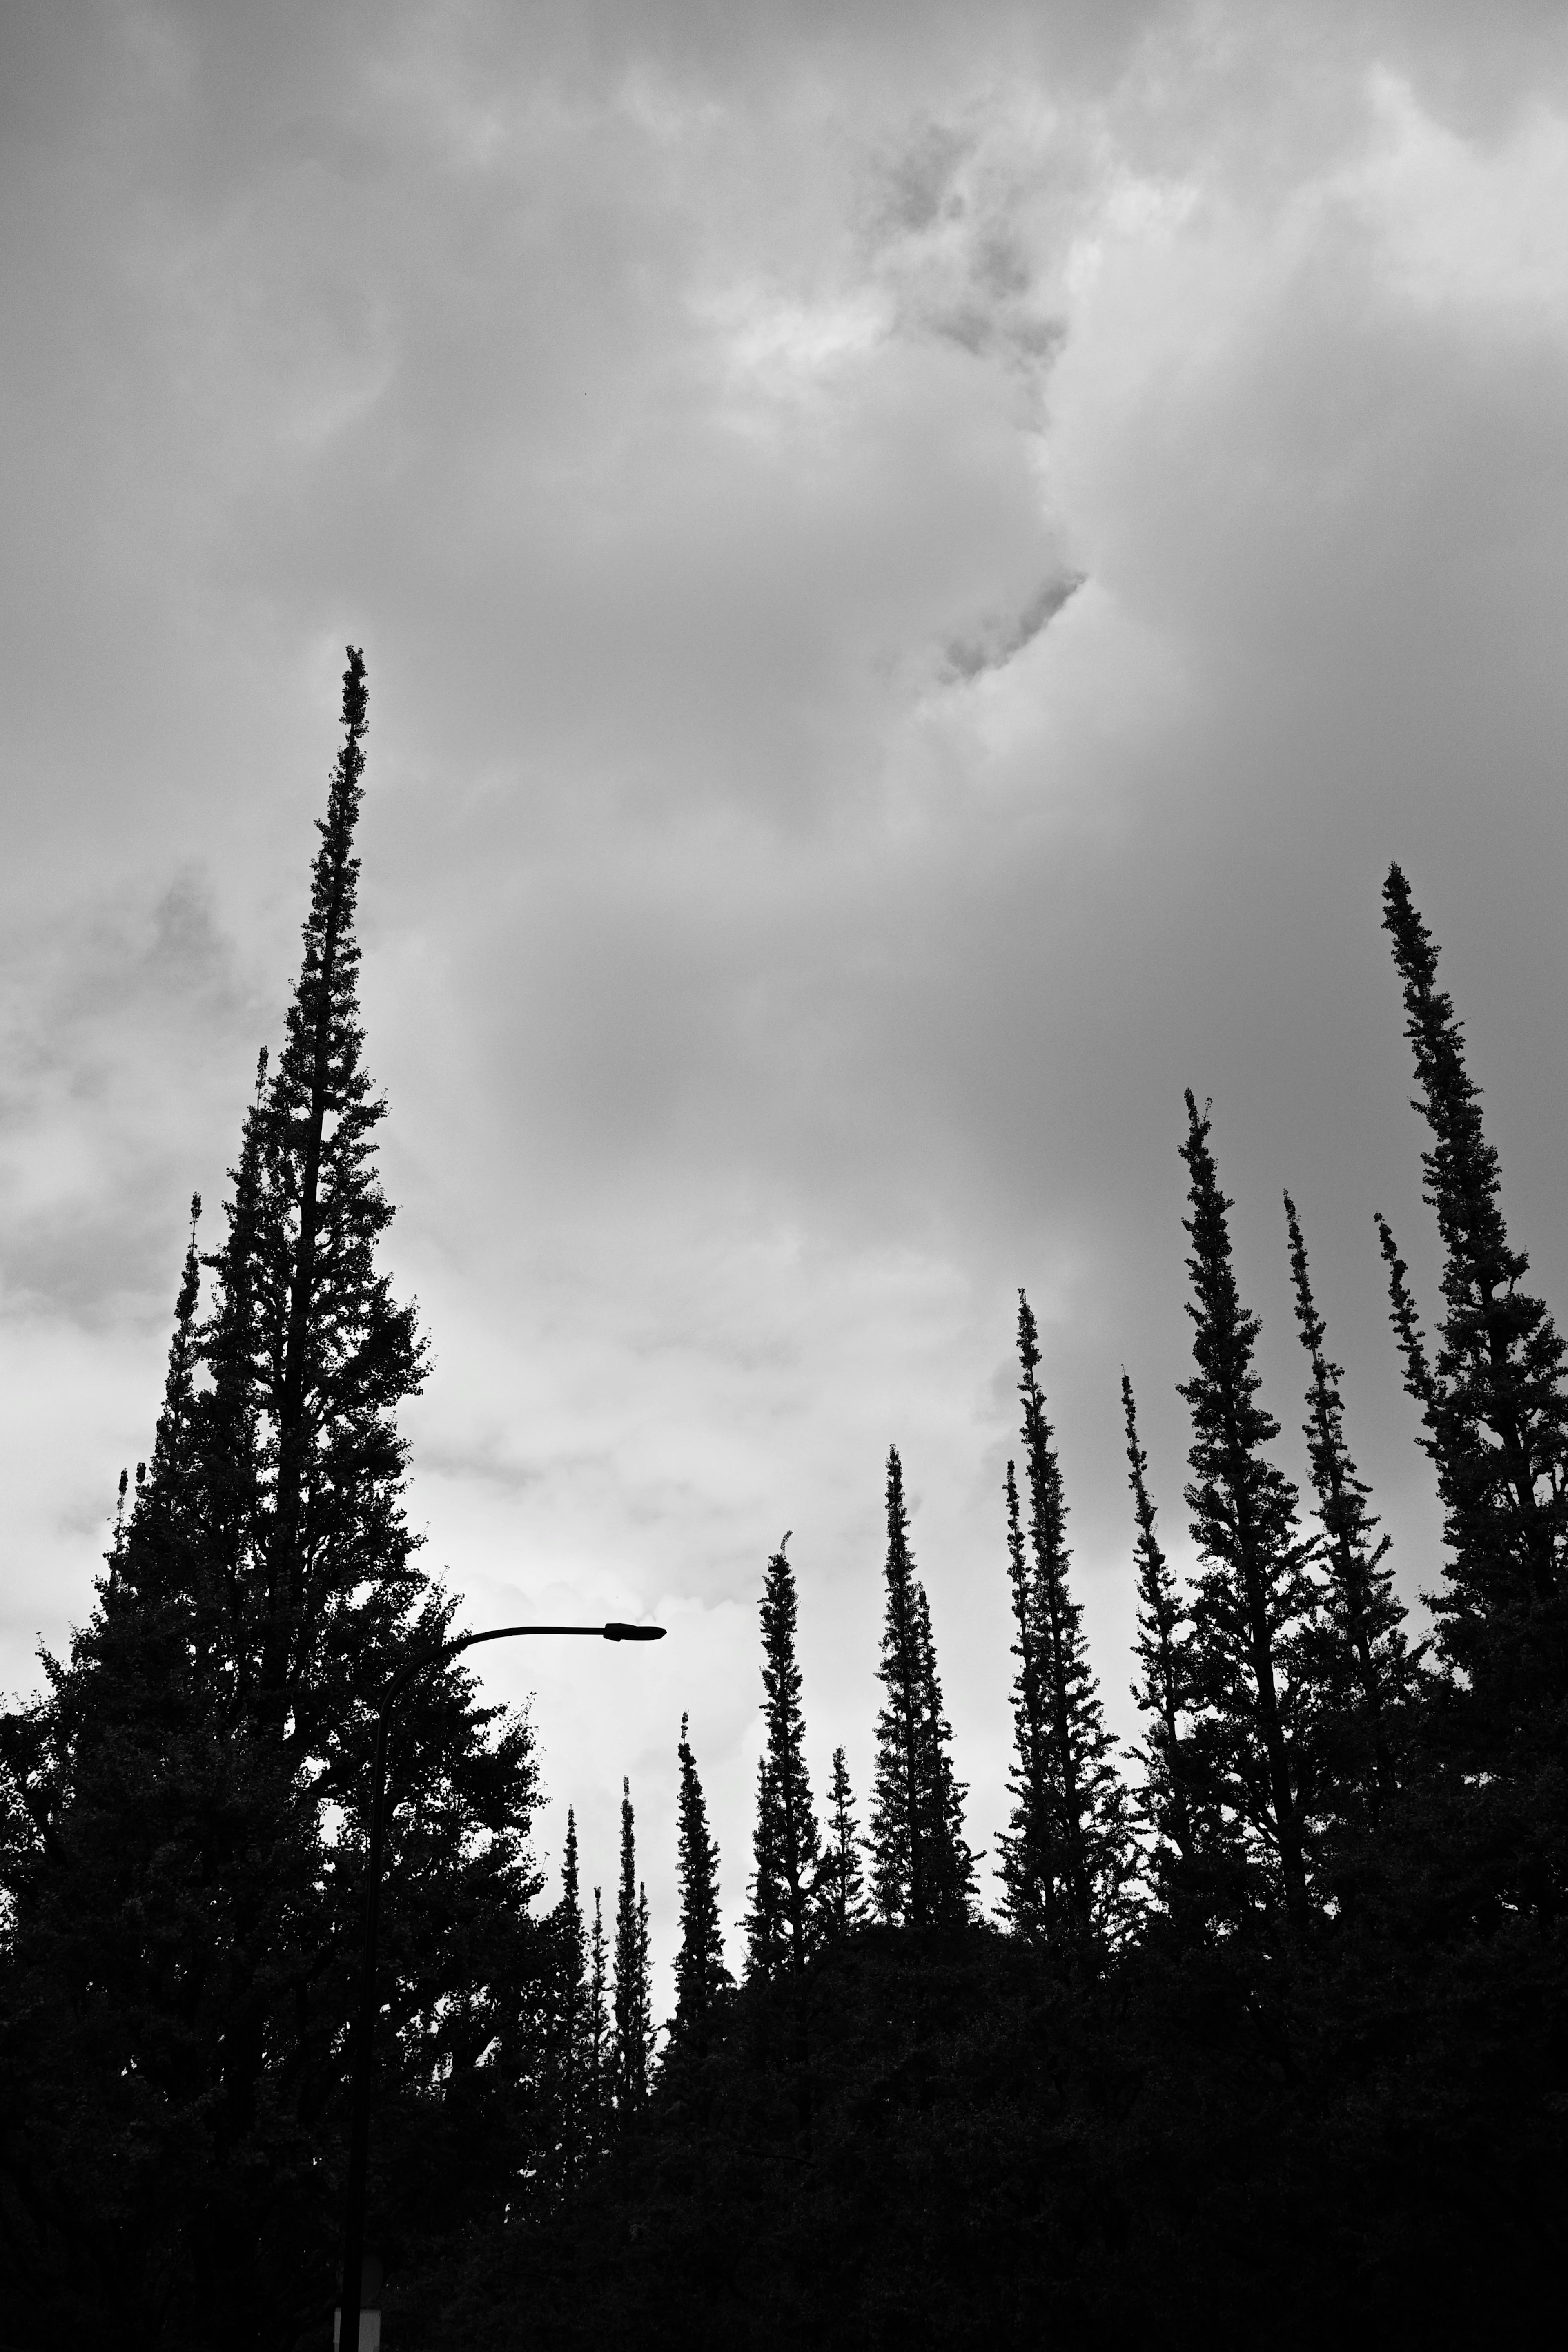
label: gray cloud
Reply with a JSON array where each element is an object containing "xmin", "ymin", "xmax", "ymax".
[{"xmin": 943, "ymin": 571, "xmax": 1085, "ymax": 678}]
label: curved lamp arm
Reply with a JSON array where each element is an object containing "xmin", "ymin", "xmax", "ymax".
[{"xmin": 376, "ymin": 1620, "xmax": 665, "ymax": 1711}]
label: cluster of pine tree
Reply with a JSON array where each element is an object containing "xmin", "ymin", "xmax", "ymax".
[
  {"xmin": 2, "ymin": 655, "xmax": 1564, "ymax": 2348},
  {"xmin": 498, "ymin": 859, "xmax": 1565, "ymax": 2348}
]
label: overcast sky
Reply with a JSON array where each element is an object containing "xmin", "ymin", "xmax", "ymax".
[{"xmin": 4, "ymin": 0, "xmax": 1568, "ymax": 2000}]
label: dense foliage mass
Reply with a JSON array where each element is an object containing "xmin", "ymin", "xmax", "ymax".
[{"xmin": 1, "ymin": 668, "xmax": 1562, "ymax": 2348}]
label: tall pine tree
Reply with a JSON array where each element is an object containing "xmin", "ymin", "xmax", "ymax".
[
  {"xmin": 998, "ymin": 1295, "xmax": 1126, "ymax": 1951},
  {"xmin": 0, "ymin": 654, "xmax": 550, "ymax": 2346},
  {"xmin": 911, "ymin": 1581, "xmax": 976, "ymax": 1926},
  {"xmin": 814, "ymin": 1746, "xmax": 869, "ymax": 1940},
  {"xmin": 586, "ymin": 1887, "xmax": 611, "ymax": 2154},
  {"xmin": 999, "ymin": 1458, "xmax": 1054, "ymax": 1937},
  {"xmin": 1178, "ymin": 1092, "xmax": 1319, "ymax": 1935},
  {"xmin": 1378, "ymin": 869, "xmax": 1568, "ymax": 1714},
  {"xmin": 869, "ymin": 1448, "xmax": 974, "ymax": 1928},
  {"xmin": 745, "ymin": 1540, "xmax": 822, "ymax": 1982},
  {"xmin": 1284, "ymin": 1191, "xmax": 1412, "ymax": 1824},
  {"xmin": 1376, "ymin": 866, "xmax": 1568, "ymax": 1922},
  {"xmin": 672, "ymin": 1716, "xmax": 731, "ymax": 2050},
  {"xmin": 1123, "ymin": 1370, "xmax": 1208, "ymax": 1918},
  {"xmin": 612, "ymin": 1779, "xmax": 653, "ymax": 2120},
  {"xmin": 542, "ymin": 1808, "xmax": 590, "ymax": 2200}
]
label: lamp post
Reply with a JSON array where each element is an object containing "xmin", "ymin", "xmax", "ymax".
[{"xmin": 335, "ymin": 1620, "xmax": 666, "ymax": 2351}]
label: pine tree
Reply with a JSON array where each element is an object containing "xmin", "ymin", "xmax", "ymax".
[
  {"xmin": 745, "ymin": 1540, "xmax": 822, "ymax": 1981},
  {"xmin": 586, "ymin": 1886, "xmax": 611, "ymax": 2151},
  {"xmin": 543, "ymin": 1808, "xmax": 589, "ymax": 2198},
  {"xmin": 1378, "ymin": 866, "xmax": 1568, "ymax": 1708},
  {"xmin": 814, "ymin": 1746, "xmax": 869, "ymax": 1940},
  {"xmin": 130, "ymin": 1195, "xmax": 206, "ymax": 1598},
  {"xmin": 0, "ymin": 1203, "xmax": 231, "ymax": 2320},
  {"xmin": 999, "ymin": 1459, "xmax": 1054, "ymax": 1937},
  {"xmin": 998, "ymin": 1295, "xmax": 1127, "ymax": 1951},
  {"xmin": 612, "ymin": 1779, "xmax": 653, "ymax": 2119},
  {"xmin": 870, "ymin": 1447, "xmax": 924, "ymax": 1925},
  {"xmin": 869, "ymin": 1447, "xmax": 974, "ymax": 1928},
  {"xmin": 1285, "ymin": 1191, "xmax": 1412, "ymax": 1823},
  {"xmin": 1178, "ymin": 1092, "xmax": 1319, "ymax": 1935},
  {"xmin": 911, "ymin": 1581, "xmax": 978, "ymax": 1926},
  {"xmin": 0, "ymin": 655, "xmax": 550, "ymax": 2344},
  {"xmin": 672, "ymin": 1716, "xmax": 731, "ymax": 2050},
  {"xmin": 1123, "ymin": 1370, "xmax": 1201, "ymax": 1908},
  {"xmin": 253, "ymin": 651, "xmax": 408, "ymax": 1716}
]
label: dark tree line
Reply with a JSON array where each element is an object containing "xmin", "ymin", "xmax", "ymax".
[{"xmin": 1, "ymin": 651, "xmax": 1563, "ymax": 2348}]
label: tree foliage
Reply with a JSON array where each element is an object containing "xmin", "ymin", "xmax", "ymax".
[
  {"xmin": 815, "ymin": 1746, "xmax": 869, "ymax": 1941},
  {"xmin": 869, "ymin": 1448, "xmax": 974, "ymax": 1930},
  {"xmin": 672, "ymin": 1717, "xmax": 731, "ymax": 2050},
  {"xmin": 745, "ymin": 1541, "xmax": 822, "ymax": 1983},
  {"xmin": 612, "ymin": 1779, "xmax": 653, "ymax": 2121},
  {"xmin": 998, "ymin": 1297, "xmax": 1127, "ymax": 1953},
  {"xmin": 1376, "ymin": 863, "xmax": 1568, "ymax": 1925},
  {"xmin": 1123, "ymin": 1370, "xmax": 1205, "ymax": 1919},
  {"xmin": 1284, "ymin": 1190, "xmax": 1414, "ymax": 1826},
  {"xmin": 1178, "ymin": 1092, "xmax": 1318, "ymax": 1934},
  {"xmin": 0, "ymin": 655, "xmax": 549, "ymax": 2349}
]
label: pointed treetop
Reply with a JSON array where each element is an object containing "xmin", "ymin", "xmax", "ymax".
[
  {"xmin": 746, "ymin": 1537, "xmax": 821, "ymax": 1980},
  {"xmin": 673, "ymin": 1711, "xmax": 731, "ymax": 2044}
]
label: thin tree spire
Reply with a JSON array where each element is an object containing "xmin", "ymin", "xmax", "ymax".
[
  {"xmin": 870, "ymin": 1448, "xmax": 973, "ymax": 1928},
  {"xmin": 1123, "ymin": 1370, "xmax": 1197, "ymax": 1897},
  {"xmin": 263, "ymin": 648, "xmax": 374, "ymax": 1705},
  {"xmin": 746, "ymin": 1538, "xmax": 822, "ymax": 1982},
  {"xmin": 1178, "ymin": 1092, "xmax": 1317, "ymax": 1935},
  {"xmin": 586, "ymin": 1886, "xmax": 610, "ymax": 2150},
  {"xmin": 673, "ymin": 1714, "xmax": 731, "ymax": 2049},
  {"xmin": 999, "ymin": 1457, "xmax": 1054, "ymax": 1938},
  {"xmin": 870, "ymin": 1449, "xmax": 926, "ymax": 1928},
  {"xmin": 1000, "ymin": 1294, "xmax": 1125, "ymax": 1951},
  {"xmin": 612, "ymin": 1778, "xmax": 653, "ymax": 2120},
  {"xmin": 546, "ymin": 1807, "xmax": 588, "ymax": 2198},
  {"xmin": 1380, "ymin": 862, "xmax": 1568, "ymax": 1627},
  {"xmin": 814, "ymin": 1747, "xmax": 868, "ymax": 1940},
  {"xmin": 1285, "ymin": 1191, "xmax": 1411, "ymax": 1820},
  {"xmin": 911, "ymin": 1580, "xmax": 976, "ymax": 1926},
  {"xmin": 116, "ymin": 1195, "xmax": 205, "ymax": 1620}
]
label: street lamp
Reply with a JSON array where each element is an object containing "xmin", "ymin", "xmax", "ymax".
[{"xmin": 335, "ymin": 1620, "xmax": 667, "ymax": 2351}]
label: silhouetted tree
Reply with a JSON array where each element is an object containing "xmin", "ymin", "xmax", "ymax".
[
  {"xmin": 612, "ymin": 1780, "xmax": 653, "ymax": 2120},
  {"xmin": 999, "ymin": 1458, "xmax": 1054, "ymax": 1937},
  {"xmin": 1376, "ymin": 867, "xmax": 1568, "ymax": 1922},
  {"xmin": 871, "ymin": 1447, "xmax": 926, "ymax": 1926},
  {"xmin": 815, "ymin": 1746, "xmax": 869, "ymax": 1940},
  {"xmin": 672, "ymin": 1716, "xmax": 731, "ymax": 2051},
  {"xmin": 1379, "ymin": 869, "xmax": 1568, "ymax": 1726},
  {"xmin": 746, "ymin": 1539, "xmax": 822, "ymax": 1982},
  {"xmin": 1285, "ymin": 1191, "xmax": 1413, "ymax": 1824},
  {"xmin": 586, "ymin": 1887, "xmax": 610, "ymax": 2151},
  {"xmin": 911, "ymin": 1581, "xmax": 977, "ymax": 1926},
  {"xmin": 1123, "ymin": 1370, "xmax": 1210, "ymax": 1918},
  {"xmin": 1179, "ymin": 1092, "xmax": 1318, "ymax": 1935},
  {"xmin": 870, "ymin": 1448, "xmax": 975, "ymax": 1928},
  {"xmin": 543, "ymin": 1809, "xmax": 590, "ymax": 2200},
  {"xmin": 0, "ymin": 655, "xmax": 548, "ymax": 2346},
  {"xmin": 998, "ymin": 1297, "xmax": 1127, "ymax": 1952}
]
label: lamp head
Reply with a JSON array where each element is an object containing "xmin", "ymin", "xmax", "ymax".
[{"xmin": 602, "ymin": 1622, "xmax": 667, "ymax": 1642}]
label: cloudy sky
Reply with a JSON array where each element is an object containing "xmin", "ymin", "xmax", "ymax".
[{"xmin": 4, "ymin": 0, "xmax": 1568, "ymax": 1996}]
